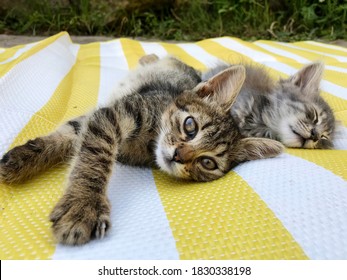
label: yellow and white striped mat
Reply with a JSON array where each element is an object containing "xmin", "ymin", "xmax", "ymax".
[{"xmin": 0, "ymin": 32, "xmax": 346, "ymax": 260}]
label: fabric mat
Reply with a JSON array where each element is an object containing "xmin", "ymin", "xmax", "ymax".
[{"xmin": 0, "ymin": 32, "xmax": 346, "ymax": 260}]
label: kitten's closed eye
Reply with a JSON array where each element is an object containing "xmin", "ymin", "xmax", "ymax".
[
  {"xmin": 313, "ymin": 109, "xmax": 319, "ymax": 125},
  {"xmin": 307, "ymin": 107, "xmax": 319, "ymax": 125}
]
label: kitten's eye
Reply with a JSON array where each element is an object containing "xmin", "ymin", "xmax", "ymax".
[
  {"xmin": 306, "ymin": 107, "xmax": 319, "ymax": 125},
  {"xmin": 200, "ymin": 157, "xmax": 217, "ymax": 170},
  {"xmin": 313, "ymin": 108, "xmax": 319, "ymax": 125},
  {"xmin": 183, "ymin": 117, "xmax": 198, "ymax": 138},
  {"xmin": 321, "ymin": 135, "xmax": 329, "ymax": 140}
]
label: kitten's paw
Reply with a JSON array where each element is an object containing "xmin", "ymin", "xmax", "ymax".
[
  {"xmin": 0, "ymin": 139, "xmax": 44, "ymax": 184},
  {"xmin": 0, "ymin": 150, "xmax": 18, "ymax": 184},
  {"xmin": 0, "ymin": 149, "xmax": 27, "ymax": 184},
  {"xmin": 50, "ymin": 194, "xmax": 111, "ymax": 245}
]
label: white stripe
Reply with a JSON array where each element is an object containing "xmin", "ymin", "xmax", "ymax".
[
  {"xmin": 325, "ymin": 65, "xmax": 347, "ymax": 74},
  {"xmin": 53, "ymin": 165, "xmax": 179, "ymax": 260},
  {"xmin": 0, "ymin": 34, "xmax": 78, "ymax": 153},
  {"xmin": 254, "ymin": 42, "xmax": 311, "ymax": 63},
  {"xmin": 304, "ymin": 41, "xmax": 347, "ymax": 53},
  {"xmin": 0, "ymin": 42, "xmax": 38, "ymax": 65},
  {"xmin": 0, "ymin": 34, "xmax": 77, "ymax": 113},
  {"xmin": 320, "ymin": 80, "xmax": 347, "ymax": 101},
  {"xmin": 69, "ymin": 44, "xmax": 80, "ymax": 57},
  {"xmin": 234, "ymin": 154, "xmax": 347, "ymax": 259},
  {"xmin": 274, "ymin": 42, "xmax": 347, "ymax": 62},
  {"xmin": 140, "ymin": 42, "xmax": 168, "ymax": 58},
  {"xmin": 212, "ymin": 37, "xmax": 276, "ymax": 62},
  {"xmin": 106, "ymin": 39, "xmax": 129, "ymax": 71},
  {"xmin": 176, "ymin": 43, "xmax": 223, "ymax": 67},
  {"xmin": 0, "ymin": 110, "xmax": 34, "ymax": 156},
  {"xmin": 97, "ymin": 41, "xmax": 129, "ymax": 106},
  {"xmin": 334, "ymin": 125, "xmax": 347, "ymax": 150},
  {"xmin": 54, "ymin": 40, "xmax": 179, "ymax": 260}
]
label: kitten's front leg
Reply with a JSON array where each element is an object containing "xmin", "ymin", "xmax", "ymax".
[
  {"xmin": 0, "ymin": 116, "xmax": 85, "ymax": 184},
  {"xmin": 50, "ymin": 108, "xmax": 120, "ymax": 245}
]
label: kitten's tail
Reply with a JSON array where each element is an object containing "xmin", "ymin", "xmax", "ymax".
[{"xmin": 0, "ymin": 116, "xmax": 85, "ymax": 184}]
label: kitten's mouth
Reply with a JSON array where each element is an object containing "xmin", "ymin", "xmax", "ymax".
[
  {"xmin": 290, "ymin": 126, "xmax": 320, "ymax": 148},
  {"xmin": 163, "ymin": 149, "xmax": 183, "ymax": 165},
  {"xmin": 164, "ymin": 155, "xmax": 173, "ymax": 167},
  {"xmin": 162, "ymin": 151, "xmax": 176, "ymax": 169},
  {"xmin": 159, "ymin": 150, "xmax": 189, "ymax": 179}
]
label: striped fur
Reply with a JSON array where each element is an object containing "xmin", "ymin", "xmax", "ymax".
[{"xmin": 0, "ymin": 55, "xmax": 283, "ymax": 245}]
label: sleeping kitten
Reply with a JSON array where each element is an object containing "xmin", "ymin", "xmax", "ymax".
[
  {"xmin": 203, "ymin": 62, "xmax": 336, "ymax": 148},
  {"xmin": 0, "ymin": 55, "xmax": 283, "ymax": 245}
]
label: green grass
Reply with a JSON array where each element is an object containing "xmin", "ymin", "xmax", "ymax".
[{"xmin": 1, "ymin": 0, "xmax": 346, "ymax": 41}]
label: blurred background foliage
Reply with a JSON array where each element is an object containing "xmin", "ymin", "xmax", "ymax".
[{"xmin": 0, "ymin": 0, "xmax": 346, "ymax": 41}]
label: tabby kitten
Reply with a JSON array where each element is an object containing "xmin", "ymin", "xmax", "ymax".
[
  {"xmin": 203, "ymin": 62, "xmax": 336, "ymax": 149},
  {"xmin": 0, "ymin": 55, "xmax": 283, "ymax": 245}
]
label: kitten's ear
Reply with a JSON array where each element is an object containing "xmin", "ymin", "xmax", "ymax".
[
  {"xmin": 288, "ymin": 61, "xmax": 324, "ymax": 96},
  {"xmin": 233, "ymin": 138, "xmax": 284, "ymax": 162},
  {"xmin": 195, "ymin": 65, "xmax": 246, "ymax": 112},
  {"xmin": 139, "ymin": 54, "xmax": 159, "ymax": 66}
]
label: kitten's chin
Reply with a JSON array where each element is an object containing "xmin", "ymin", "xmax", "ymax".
[
  {"xmin": 278, "ymin": 121, "xmax": 307, "ymax": 148},
  {"xmin": 281, "ymin": 136, "xmax": 304, "ymax": 148},
  {"xmin": 279, "ymin": 131, "xmax": 308, "ymax": 148},
  {"xmin": 155, "ymin": 143, "xmax": 190, "ymax": 180},
  {"xmin": 280, "ymin": 130, "xmax": 324, "ymax": 149}
]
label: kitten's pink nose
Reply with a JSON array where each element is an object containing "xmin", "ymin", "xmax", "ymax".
[
  {"xmin": 172, "ymin": 146, "xmax": 194, "ymax": 164},
  {"xmin": 172, "ymin": 149, "xmax": 182, "ymax": 163}
]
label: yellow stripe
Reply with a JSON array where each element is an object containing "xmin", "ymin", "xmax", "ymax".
[
  {"xmin": 0, "ymin": 44, "xmax": 25, "ymax": 62},
  {"xmin": 199, "ymin": 38, "xmax": 300, "ymax": 78},
  {"xmin": 228, "ymin": 38, "xmax": 299, "ymax": 69},
  {"xmin": 294, "ymin": 42, "xmax": 347, "ymax": 57},
  {"xmin": 153, "ymin": 170, "xmax": 308, "ymax": 259},
  {"xmin": 60, "ymin": 42, "xmax": 101, "ymax": 121},
  {"xmin": 197, "ymin": 39, "xmax": 280, "ymax": 79},
  {"xmin": 159, "ymin": 43, "xmax": 207, "ymax": 71},
  {"xmin": 321, "ymin": 89, "xmax": 347, "ymax": 122},
  {"xmin": 323, "ymin": 68, "xmax": 347, "ymax": 89},
  {"xmin": 256, "ymin": 40, "xmax": 340, "ymax": 64},
  {"xmin": 335, "ymin": 111, "xmax": 347, "ymax": 127},
  {"xmin": 321, "ymin": 93, "xmax": 347, "ymax": 122},
  {"xmin": 197, "ymin": 39, "xmax": 253, "ymax": 64},
  {"xmin": 0, "ymin": 43, "xmax": 101, "ymax": 260},
  {"xmin": 0, "ymin": 32, "xmax": 68, "ymax": 77},
  {"xmin": 231, "ymin": 38, "xmax": 316, "ymax": 74},
  {"xmin": 287, "ymin": 150, "xmax": 347, "ymax": 181},
  {"xmin": 120, "ymin": 38, "xmax": 145, "ymax": 69}
]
